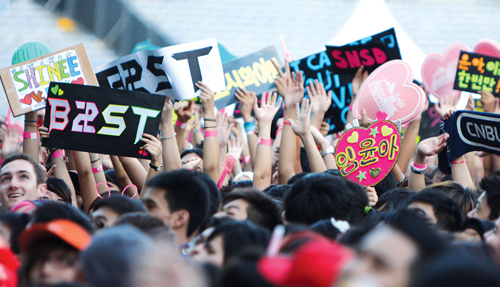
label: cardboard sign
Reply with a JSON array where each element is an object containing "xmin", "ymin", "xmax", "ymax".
[
  {"xmin": 289, "ymin": 51, "xmax": 352, "ymax": 134},
  {"xmin": 335, "ymin": 111, "xmax": 401, "ymax": 186},
  {"xmin": 42, "ymin": 82, "xmax": 164, "ymax": 159},
  {"xmin": 352, "ymin": 60, "xmax": 425, "ymax": 124},
  {"xmin": 214, "ymin": 45, "xmax": 280, "ymax": 110},
  {"xmin": 326, "ymin": 28, "xmax": 402, "ymax": 85},
  {"xmin": 421, "ymin": 43, "xmax": 470, "ymax": 99},
  {"xmin": 474, "ymin": 39, "xmax": 500, "ymax": 58},
  {"xmin": 438, "ymin": 110, "xmax": 500, "ymax": 174},
  {"xmin": 453, "ymin": 51, "xmax": 500, "ymax": 95},
  {"xmin": 0, "ymin": 44, "xmax": 97, "ymax": 117},
  {"xmin": 96, "ymin": 38, "xmax": 225, "ymax": 101},
  {"xmin": 418, "ymin": 106, "xmax": 441, "ymax": 142}
]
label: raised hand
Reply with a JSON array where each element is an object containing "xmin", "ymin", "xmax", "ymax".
[
  {"xmin": 217, "ymin": 112, "xmax": 235, "ymax": 147},
  {"xmin": 417, "ymin": 133, "xmax": 449, "ymax": 158},
  {"xmin": 480, "ymin": 90, "xmax": 497, "ymax": 113},
  {"xmin": 174, "ymin": 100, "xmax": 194, "ymax": 123},
  {"xmin": 140, "ymin": 133, "xmax": 162, "ymax": 163},
  {"xmin": 160, "ymin": 97, "xmax": 174, "ymax": 128},
  {"xmin": 235, "ymin": 88, "xmax": 256, "ymax": 121},
  {"xmin": 307, "ymin": 79, "xmax": 332, "ymax": 116},
  {"xmin": 253, "ymin": 92, "xmax": 282, "ymax": 125},
  {"xmin": 284, "ymin": 71, "xmax": 304, "ymax": 108},
  {"xmin": 227, "ymin": 137, "xmax": 244, "ymax": 160},
  {"xmin": 196, "ymin": 82, "xmax": 215, "ymax": 117},
  {"xmin": 366, "ymin": 186, "xmax": 378, "ymax": 207},
  {"xmin": 435, "ymin": 95, "xmax": 456, "ymax": 118},
  {"xmin": 272, "ymin": 59, "xmax": 291, "ymax": 97},
  {"xmin": 289, "ymin": 98, "xmax": 312, "ymax": 138},
  {"xmin": 351, "ymin": 65, "xmax": 368, "ymax": 98}
]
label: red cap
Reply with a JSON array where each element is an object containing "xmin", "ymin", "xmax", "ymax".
[
  {"xmin": 19, "ymin": 219, "xmax": 91, "ymax": 252},
  {"xmin": 258, "ymin": 240, "xmax": 354, "ymax": 287}
]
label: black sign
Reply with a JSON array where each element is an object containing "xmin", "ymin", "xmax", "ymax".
[
  {"xmin": 453, "ymin": 51, "xmax": 500, "ymax": 95},
  {"xmin": 42, "ymin": 82, "xmax": 164, "ymax": 158}
]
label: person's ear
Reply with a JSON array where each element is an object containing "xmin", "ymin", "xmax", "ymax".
[
  {"xmin": 37, "ymin": 183, "xmax": 47, "ymax": 197},
  {"xmin": 171, "ymin": 209, "xmax": 190, "ymax": 229}
]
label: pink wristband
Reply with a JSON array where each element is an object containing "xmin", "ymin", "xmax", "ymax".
[
  {"xmin": 92, "ymin": 164, "xmax": 103, "ymax": 174},
  {"xmin": 51, "ymin": 150, "xmax": 63, "ymax": 159},
  {"xmin": 23, "ymin": 132, "xmax": 38, "ymax": 140},
  {"xmin": 175, "ymin": 119, "xmax": 187, "ymax": 129},
  {"xmin": 242, "ymin": 155, "xmax": 251, "ymax": 164},
  {"xmin": 204, "ymin": 130, "xmax": 218, "ymax": 137},
  {"xmin": 283, "ymin": 121, "xmax": 291, "ymax": 126},
  {"xmin": 451, "ymin": 159, "xmax": 466, "ymax": 164},
  {"xmin": 412, "ymin": 162, "xmax": 426, "ymax": 169},
  {"xmin": 257, "ymin": 137, "xmax": 272, "ymax": 147}
]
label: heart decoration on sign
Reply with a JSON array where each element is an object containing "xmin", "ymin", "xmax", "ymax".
[
  {"xmin": 20, "ymin": 94, "xmax": 32, "ymax": 105},
  {"xmin": 138, "ymin": 149, "xmax": 149, "ymax": 156},
  {"xmin": 352, "ymin": 60, "xmax": 425, "ymax": 124},
  {"xmin": 474, "ymin": 39, "xmax": 500, "ymax": 58},
  {"xmin": 71, "ymin": 77, "xmax": 84, "ymax": 85},
  {"xmin": 421, "ymin": 43, "xmax": 470, "ymax": 100},
  {"xmin": 50, "ymin": 84, "xmax": 64, "ymax": 96},
  {"xmin": 335, "ymin": 111, "xmax": 401, "ymax": 187}
]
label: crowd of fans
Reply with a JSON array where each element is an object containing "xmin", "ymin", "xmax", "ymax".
[{"xmin": 1, "ymin": 56, "xmax": 500, "ymax": 287}]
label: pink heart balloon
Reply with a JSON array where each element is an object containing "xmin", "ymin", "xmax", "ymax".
[
  {"xmin": 474, "ymin": 39, "xmax": 500, "ymax": 58},
  {"xmin": 421, "ymin": 43, "xmax": 470, "ymax": 99},
  {"xmin": 352, "ymin": 60, "xmax": 425, "ymax": 124}
]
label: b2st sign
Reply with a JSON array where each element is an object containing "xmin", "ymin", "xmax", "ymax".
[{"xmin": 42, "ymin": 82, "xmax": 164, "ymax": 159}]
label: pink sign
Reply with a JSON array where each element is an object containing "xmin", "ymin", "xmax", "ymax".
[
  {"xmin": 474, "ymin": 39, "xmax": 500, "ymax": 58},
  {"xmin": 421, "ymin": 43, "xmax": 470, "ymax": 99},
  {"xmin": 335, "ymin": 112, "xmax": 401, "ymax": 187},
  {"xmin": 352, "ymin": 60, "xmax": 425, "ymax": 124}
]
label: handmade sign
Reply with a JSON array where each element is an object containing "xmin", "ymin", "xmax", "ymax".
[
  {"xmin": 42, "ymin": 82, "xmax": 164, "ymax": 159},
  {"xmin": 335, "ymin": 111, "xmax": 401, "ymax": 186},
  {"xmin": 326, "ymin": 28, "xmax": 402, "ymax": 85},
  {"xmin": 438, "ymin": 110, "xmax": 500, "ymax": 174},
  {"xmin": 453, "ymin": 51, "xmax": 500, "ymax": 95},
  {"xmin": 96, "ymin": 38, "xmax": 225, "ymax": 101},
  {"xmin": 418, "ymin": 106, "xmax": 441, "ymax": 142},
  {"xmin": 474, "ymin": 39, "xmax": 500, "ymax": 58},
  {"xmin": 289, "ymin": 51, "xmax": 352, "ymax": 133},
  {"xmin": 214, "ymin": 45, "xmax": 281, "ymax": 110},
  {"xmin": 421, "ymin": 43, "xmax": 470, "ymax": 99},
  {"xmin": 352, "ymin": 60, "xmax": 425, "ymax": 124},
  {"xmin": 0, "ymin": 44, "xmax": 97, "ymax": 117}
]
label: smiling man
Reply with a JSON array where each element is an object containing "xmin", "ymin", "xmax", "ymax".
[{"xmin": 0, "ymin": 154, "xmax": 47, "ymax": 211}]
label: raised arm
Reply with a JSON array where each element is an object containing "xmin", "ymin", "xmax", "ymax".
[
  {"xmin": 235, "ymin": 88, "xmax": 257, "ymax": 168},
  {"xmin": 217, "ymin": 112, "xmax": 235, "ymax": 175},
  {"xmin": 289, "ymin": 99, "xmax": 327, "ymax": 173},
  {"xmin": 278, "ymin": 71, "xmax": 304, "ymax": 184},
  {"xmin": 197, "ymin": 81, "xmax": 219, "ymax": 183},
  {"xmin": 159, "ymin": 97, "xmax": 182, "ymax": 172},
  {"xmin": 71, "ymin": 151, "xmax": 97, "ymax": 213},
  {"xmin": 345, "ymin": 66, "xmax": 368, "ymax": 126},
  {"xmin": 310, "ymin": 126, "xmax": 337, "ymax": 170},
  {"xmin": 307, "ymin": 80, "xmax": 332, "ymax": 129},
  {"xmin": 23, "ymin": 112, "xmax": 40, "ymax": 161},
  {"xmin": 253, "ymin": 92, "xmax": 282, "ymax": 190},
  {"xmin": 173, "ymin": 100, "xmax": 195, "ymax": 152}
]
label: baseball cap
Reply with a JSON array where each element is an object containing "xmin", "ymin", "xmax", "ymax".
[
  {"xmin": 257, "ymin": 240, "xmax": 354, "ymax": 287},
  {"xmin": 19, "ymin": 219, "xmax": 91, "ymax": 252}
]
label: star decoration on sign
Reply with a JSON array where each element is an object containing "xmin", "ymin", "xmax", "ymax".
[
  {"xmin": 48, "ymin": 57, "xmax": 54, "ymax": 63},
  {"xmin": 28, "ymin": 63, "xmax": 34, "ymax": 68},
  {"xmin": 369, "ymin": 127, "xmax": 379, "ymax": 138},
  {"xmin": 66, "ymin": 51, "xmax": 72, "ymax": 58},
  {"xmin": 356, "ymin": 171, "xmax": 367, "ymax": 182},
  {"xmin": 58, "ymin": 55, "xmax": 62, "ymax": 60}
]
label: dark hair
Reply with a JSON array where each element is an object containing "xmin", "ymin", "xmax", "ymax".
[
  {"xmin": 382, "ymin": 210, "xmax": 445, "ymax": 258},
  {"xmin": 480, "ymin": 174, "xmax": 500, "ymax": 220},
  {"xmin": 1, "ymin": 153, "xmax": 45, "ymax": 185},
  {"xmin": 206, "ymin": 220, "xmax": 270, "ymax": 264},
  {"xmin": 194, "ymin": 172, "xmax": 220, "ymax": 216},
  {"xmin": 286, "ymin": 172, "xmax": 308, "ymax": 185},
  {"xmin": 263, "ymin": 184, "xmax": 290, "ymax": 201},
  {"xmin": 180, "ymin": 148, "xmax": 204, "ymax": 160},
  {"xmin": 408, "ymin": 189, "xmax": 463, "ymax": 232},
  {"xmin": 30, "ymin": 201, "xmax": 94, "ymax": 233},
  {"xmin": 220, "ymin": 180, "xmax": 253, "ymax": 198},
  {"xmin": 374, "ymin": 172, "xmax": 396, "ymax": 197},
  {"xmin": 374, "ymin": 188, "xmax": 414, "ymax": 211},
  {"xmin": 46, "ymin": 177, "xmax": 72, "ymax": 204},
  {"xmin": 221, "ymin": 248, "xmax": 275, "ymax": 287},
  {"xmin": 90, "ymin": 196, "xmax": 145, "ymax": 215},
  {"xmin": 310, "ymin": 219, "xmax": 342, "ymax": 240},
  {"xmin": 222, "ymin": 188, "xmax": 282, "ymax": 231},
  {"xmin": 343, "ymin": 179, "xmax": 369, "ymax": 225},
  {"xmin": 410, "ymin": 246, "xmax": 500, "ymax": 287},
  {"xmin": 114, "ymin": 212, "xmax": 175, "ymax": 242},
  {"xmin": 0, "ymin": 211, "xmax": 30, "ymax": 253},
  {"xmin": 422, "ymin": 182, "xmax": 476, "ymax": 215},
  {"xmin": 68, "ymin": 170, "xmax": 80, "ymax": 195},
  {"xmin": 145, "ymin": 170, "xmax": 210, "ymax": 237},
  {"xmin": 104, "ymin": 169, "xmax": 118, "ymax": 187},
  {"xmin": 284, "ymin": 173, "xmax": 351, "ymax": 225}
]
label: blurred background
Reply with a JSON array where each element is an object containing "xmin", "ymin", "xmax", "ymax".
[{"xmin": 0, "ymin": 0, "xmax": 499, "ymax": 116}]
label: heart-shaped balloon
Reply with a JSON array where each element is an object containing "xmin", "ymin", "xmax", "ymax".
[
  {"xmin": 421, "ymin": 43, "xmax": 470, "ymax": 99},
  {"xmin": 335, "ymin": 111, "xmax": 401, "ymax": 187},
  {"xmin": 352, "ymin": 60, "xmax": 425, "ymax": 124},
  {"xmin": 474, "ymin": 39, "xmax": 500, "ymax": 58}
]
